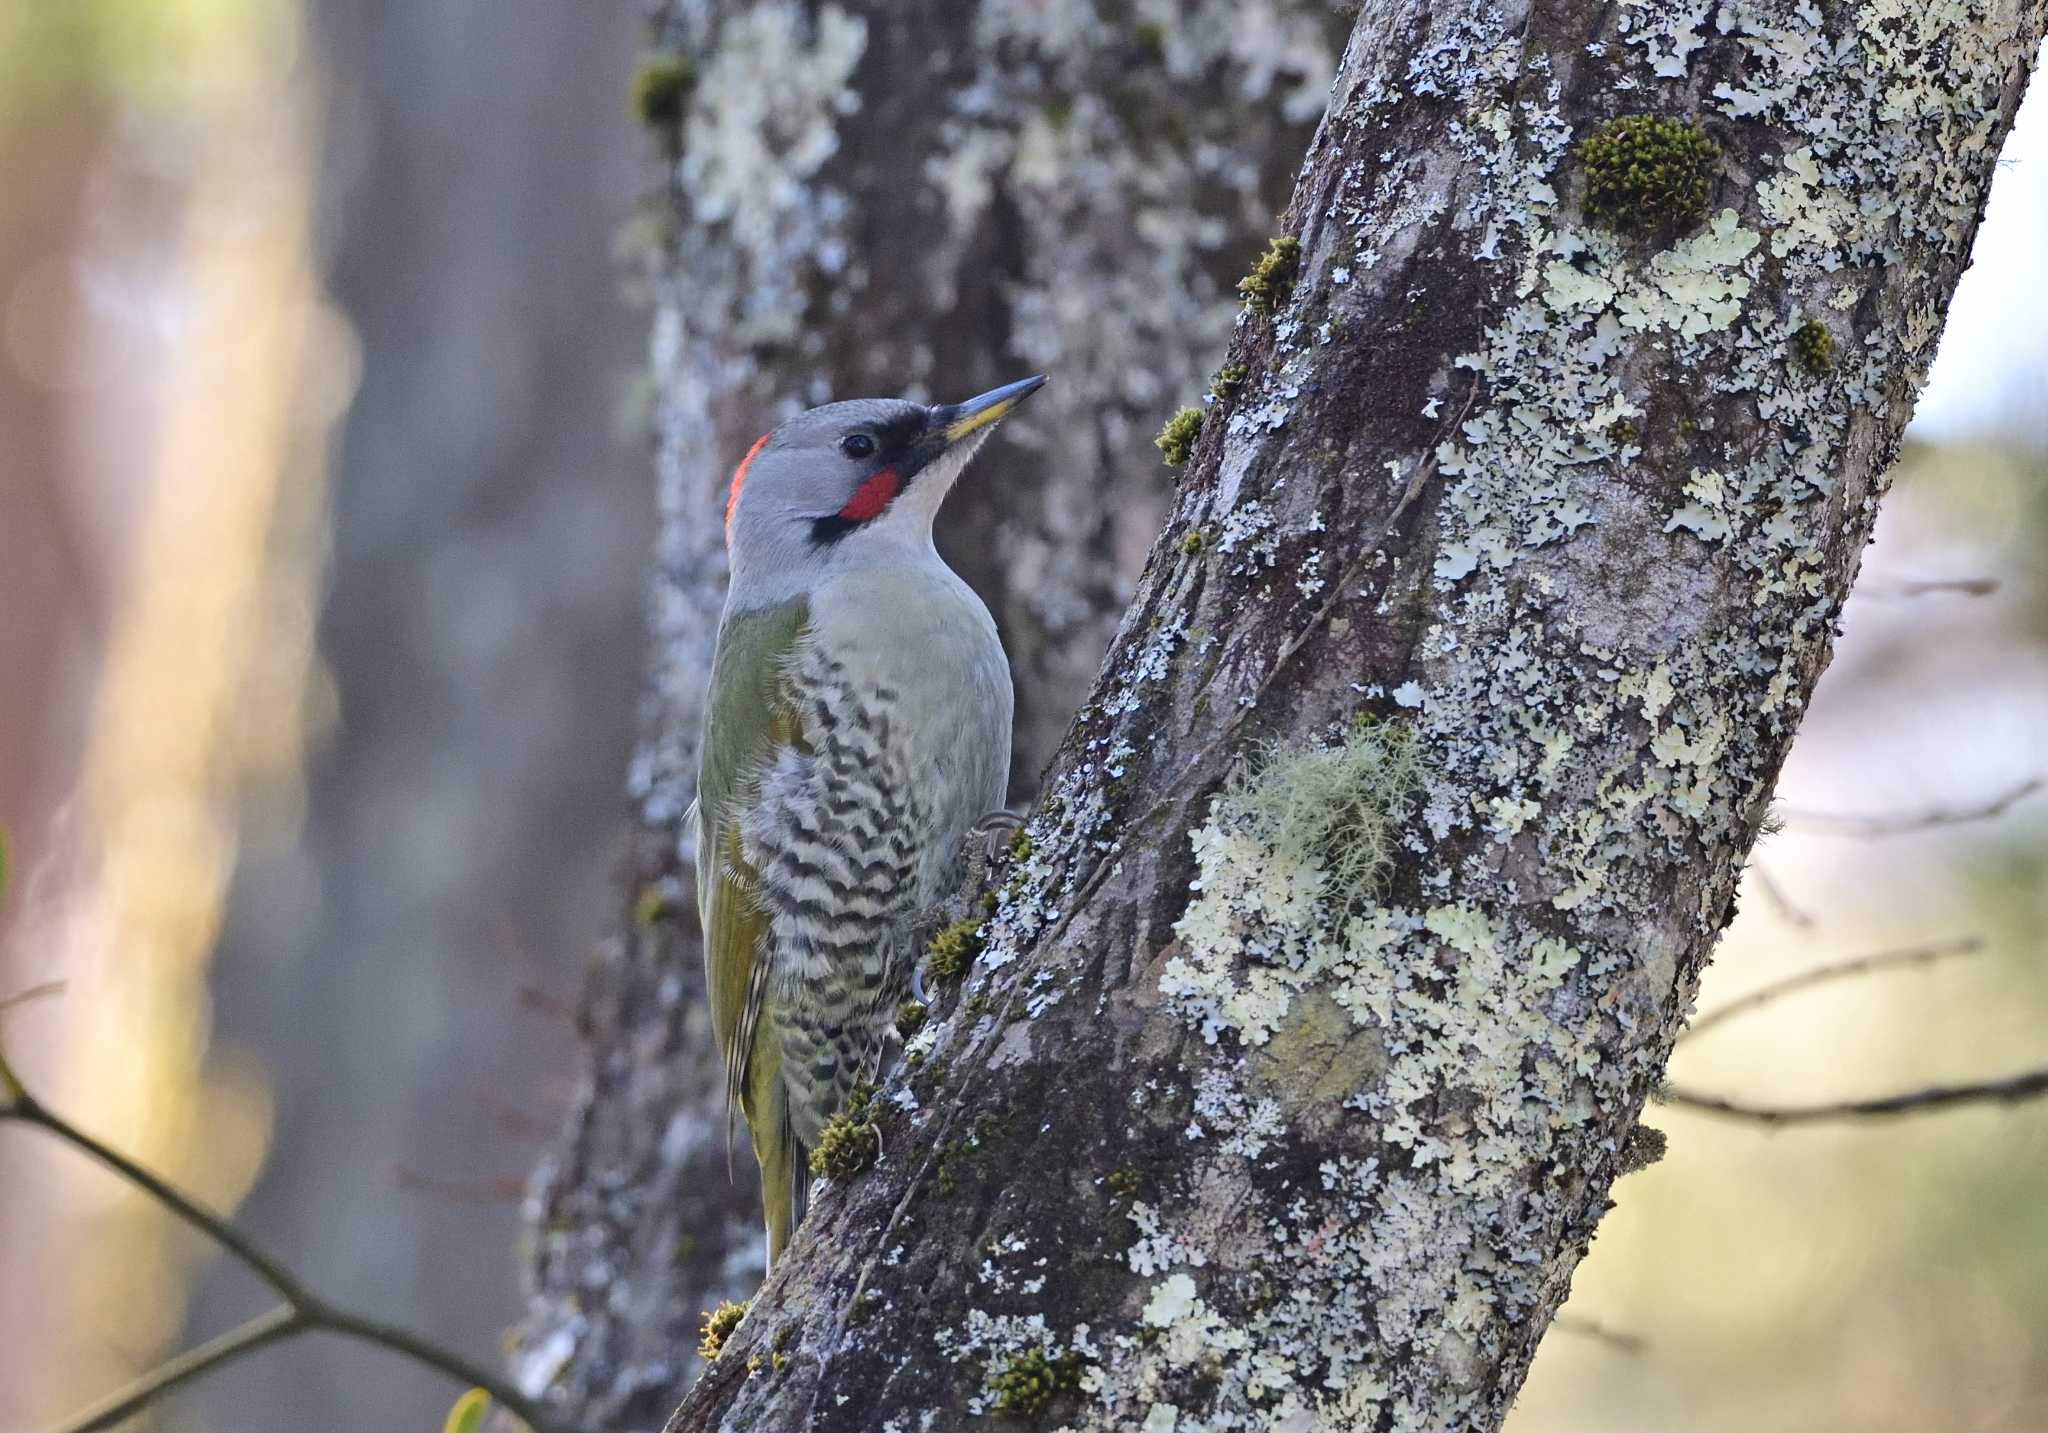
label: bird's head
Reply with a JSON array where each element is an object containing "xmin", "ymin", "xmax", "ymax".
[{"xmin": 722, "ymin": 375, "xmax": 1046, "ymax": 592}]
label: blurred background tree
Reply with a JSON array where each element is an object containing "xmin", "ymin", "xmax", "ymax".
[{"xmin": 0, "ymin": 2, "xmax": 2042, "ymax": 1432}]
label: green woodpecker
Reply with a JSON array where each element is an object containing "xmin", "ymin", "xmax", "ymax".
[{"xmin": 694, "ymin": 375, "xmax": 1042, "ymax": 1263}]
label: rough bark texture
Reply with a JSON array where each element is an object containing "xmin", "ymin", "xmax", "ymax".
[
  {"xmin": 647, "ymin": 0, "xmax": 2046, "ymax": 1428},
  {"xmin": 516, "ymin": 4, "xmax": 1349, "ymax": 1425}
]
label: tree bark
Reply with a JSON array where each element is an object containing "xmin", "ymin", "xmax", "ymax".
[
  {"xmin": 517, "ymin": 3, "xmax": 1348, "ymax": 1425},
  {"xmin": 651, "ymin": 0, "xmax": 2046, "ymax": 1428}
]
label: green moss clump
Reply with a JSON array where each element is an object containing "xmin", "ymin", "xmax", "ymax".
[
  {"xmin": 1107, "ymin": 1165, "xmax": 1141, "ymax": 1202},
  {"xmin": 927, "ymin": 916, "xmax": 985, "ymax": 982},
  {"xmin": 628, "ymin": 51, "xmax": 695, "ymax": 132},
  {"xmin": 990, "ymin": 1348, "xmax": 1085, "ymax": 1415},
  {"xmin": 1605, "ymin": 416, "xmax": 1639, "ymax": 445},
  {"xmin": 1238, "ymin": 235, "xmax": 1301, "ymax": 315},
  {"xmin": 633, "ymin": 883, "xmax": 670, "ymax": 928},
  {"xmin": 1792, "ymin": 319, "xmax": 1834, "ymax": 373},
  {"xmin": 895, "ymin": 1000, "xmax": 928, "ymax": 1040},
  {"xmin": 1007, "ymin": 828, "xmax": 1032, "ymax": 863},
  {"xmin": 809, "ymin": 1084, "xmax": 878, "ymax": 1182},
  {"xmin": 697, "ymin": 1299, "xmax": 747, "ymax": 1361},
  {"xmin": 1208, "ymin": 362, "xmax": 1248, "ymax": 403},
  {"xmin": 1155, "ymin": 406, "xmax": 1204, "ymax": 468},
  {"xmin": 1180, "ymin": 529, "xmax": 1208, "ymax": 556},
  {"xmin": 935, "ymin": 1136, "xmax": 970, "ymax": 1196},
  {"xmin": 1578, "ymin": 115, "xmax": 1718, "ymax": 235}
]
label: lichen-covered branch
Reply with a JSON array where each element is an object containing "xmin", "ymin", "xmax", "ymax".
[
  {"xmin": 653, "ymin": 0, "xmax": 2048, "ymax": 1426},
  {"xmin": 518, "ymin": 3, "xmax": 1349, "ymax": 1424}
]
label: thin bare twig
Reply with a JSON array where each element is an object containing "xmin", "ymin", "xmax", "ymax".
[
  {"xmin": 51, "ymin": 1306, "xmax": 304, "ymax": 1433},
  {"xmin": 1747, "ymin": 863, "xmax": 1817, "ymax": 931},
  {"xmin": 1664, "ymin": 1067, "xmax": 2048, "ymax": 1125},
  {"xmin": 1854, "ymin": 574, "xmax": 2000, "ymax": 599},
  {"xmin": 1551, "ymin": 1313, "xmax": 1647, "ymax": 1354},
  {"xmin": 1777, "ymin": 777, "xmax": 2042, "ymax": 838},
  {"xmin": 471, "ymin": 1086, "xmax": 558, "ymax": 1143},
  {"xmin": 1680, "ymin": 935, "xmax": 1986, "ymax": 1043},
  {"xmin": 0, "ymin": 1060, "xmax": 570, "ymax": 1433},
  {"xmin": 0, "ymin": 980, "xmax": 68, "ymax": 1016},
  {"xmin": 516, "ymin": 982, "xmax": 579, "ymax": 1029},
  {"xmin": 392, "ymin": 1164, "xmax": 528, "ymax": 1205}
]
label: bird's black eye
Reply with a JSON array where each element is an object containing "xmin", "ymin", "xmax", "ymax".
[{"xmin": 840, "ymin": 433, "xmax": 876, "ymax": 459}]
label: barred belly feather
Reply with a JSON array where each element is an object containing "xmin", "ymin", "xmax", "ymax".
[{"xmin": 739, "ymin": 641, "xmax": 928, "ymax": 1148}]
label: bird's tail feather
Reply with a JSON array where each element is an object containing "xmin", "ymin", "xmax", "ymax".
[{"xmin": 758, "ymin": 1084, "xmax": 810, "ymax": 1267}]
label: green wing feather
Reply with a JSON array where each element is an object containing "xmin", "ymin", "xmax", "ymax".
[{"xmin": 696, "ymin": 597, "xmax": 810, "ymax": 1261}]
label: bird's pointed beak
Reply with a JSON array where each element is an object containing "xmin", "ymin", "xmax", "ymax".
[{"xmin": 931, "ymin": 374, "xmax": 1048, "ymax": 446}]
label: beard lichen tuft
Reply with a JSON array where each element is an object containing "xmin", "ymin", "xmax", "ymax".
[{"xmin": 1219, "ymin": 717, "xmax": 1424, "ymax": 911}]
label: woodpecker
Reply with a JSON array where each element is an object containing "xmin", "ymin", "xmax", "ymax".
[{"xmin": 693, "ymin": 375, "xmax": 1042, "ymax": 1263}]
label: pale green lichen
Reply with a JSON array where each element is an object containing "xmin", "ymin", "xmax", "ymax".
[{"xmin": 1216, "ymin": 720, "xmax": 1423, "ymax": 913}]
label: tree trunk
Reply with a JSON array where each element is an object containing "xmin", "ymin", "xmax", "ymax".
[
  {"xmin": 517, "ymin": 3, "xmax": 1349, "ymax": 1425},
  {"xmin": 651, "ymin": 0, "xmax": 2047, "ymax": 1427}
]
